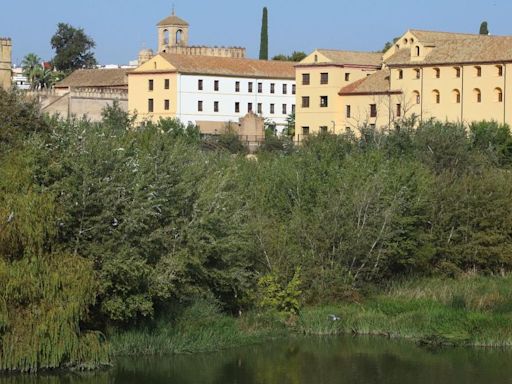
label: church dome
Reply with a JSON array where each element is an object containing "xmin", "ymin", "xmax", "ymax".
[{"xmin": 157, "ymin": 14, "xmax": 189, "ymax": 27}]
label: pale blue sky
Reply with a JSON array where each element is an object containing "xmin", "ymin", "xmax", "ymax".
[{"xmin": 1, "ymin": 0, "xmax": 510, "ymax": 65}]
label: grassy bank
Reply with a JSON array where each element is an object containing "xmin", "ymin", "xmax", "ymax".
[{"xmin": 111, "ymin": 276, "xmax": 512, "ymax": 356}]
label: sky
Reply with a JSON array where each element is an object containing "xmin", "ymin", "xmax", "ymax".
[{"xmin": 1, "ymin": 0, "xmax": 512, "ymax": 66}]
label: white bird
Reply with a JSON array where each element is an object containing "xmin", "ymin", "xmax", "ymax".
[
  {"xmin": 6, "ymin": 212, "xmax": 14, "ymax": 223},
  {"xmin": 328, "ymin": 314, "xmax": 341, "ymax": 321}
]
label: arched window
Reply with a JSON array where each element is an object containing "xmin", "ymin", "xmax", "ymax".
[
  {"xmin": 176, "ymin": 29, "xmax": 183, "ymax": 45},
  {"xmin": 163, "ymin": 29, "xmax": 169, "ymax": 45},
  {"xmin": 413, "ymin": 90, "xmax": 421, "ymax": 104},
  {"xmin": 432, "ymin": 90, "xmax": 440, "ymax": 104},
  {"xmin": 452, "ymin": 89, "xmax": 461, "ymax": 104},
  {"xmin": 410, "ymin": 38, "xmax": 415, "ymax": 43},
  {"xmin": 454, "ymin": 67, "xmax": 461, "ymax": 78},
  {"xmin": 395, "ymin": 44, "xmax": 400, "ymax": 50},
  {"xmin": 404, "ymin": 38, "xmax": 409, "ymax": 44},
  {"xmin": 398, "ymin": 69, "xmax": 403, "ymax": 79},
  {"xmin": 496, "ymin": 65, "xmax": 503, "ymax": 77},
  {"xmin": 414, "ymin": 68, "xmax": 420, "ymax": 79},
  {"xmin": 495, "ymin": 87, "xmax": 503, "ymax": 102},
  {"xmin": 474, "ymin": 88, "xmax": 482, "ymax": 103},
  {"xmin": 475, "ymin": 66, "xmax": 482, "ymax": 77},
  {"xmin": 434, "ymin": 68, "xmax": 440, "ymax": 79},
  {"xmin": 314, "ymin": 55, "xmax": 318, "ymax": 63},
  {"xmin": 415, "ymin": 46, "xmax": 421, "ymax": 56}
]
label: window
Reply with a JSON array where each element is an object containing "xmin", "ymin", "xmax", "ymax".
[
  {"xmin": 415, "ymin": 46, "xmax": 420, "ymax": 56},
  {"xmin": 148, "ymin": 79, "xmax": 154, "ymax": 91},
  {"xmin": 148, "ymin": 98, "xmax": 154, "ymax": 112},
  {"xmin": 475, "ymin": 66, "xmax": 482, "ymax": 77},
  {"xmin": 345, "ymin": 73, "xmax": 350, "ymax": 82},
  {"xmin": 497, "ymin": 65, "xmax": 504, "ymax": 77},
  {"xmin": 434, "ymin": 68, "xmax": 440, "ymax": 78},
  {"xmin": 346, "ymin": 105, "xmax": 351, "ymax": 118},
  {"xmin": 413, "ymin": 91, "xmax": 421, "ymax": 104},
  {"xmin": 248, "ymin": 82, "xmax": 253, "ymax": 93},
  {"xmin": 270, "ymin": 104, "xmax": 275, "ymax": 114},
  {"xmin": 292, "ymin": 104, "xmax": 295, "ymax": 114},
  {"xmin": 214, "ymin": 101, "xmax": 219, "ymax": 112},
  {"xmin": 370, "ymin": 104, "xmax": 377, "ymax": 118},
  {"xmin": 292, "ymin": 84, "xmax": 296, "ymax": 94},
  {"xmin": 214, "ymin": 80, "xmax": 219, "ymax": 91},
  {"xmin": 453, "ymin": 89, "xmax": 461, "ymax": 104},
  {"xmin": 282, "ymin": 104, "xmax": 287, "ymax": 114},
  {"xmin": 320, "ymin": 96, "xmax": 328, "ymax": 108},
  {"xmin": 302, "ymin": 126, "xmax": 310, "ymax": 136},
  {"xmin": 396, "ymin": 103, "xmax": 402, "ymax": 117},
  {"xmin": 257, "ymin": 103, "xmax": 262, "ymax": 114},
  {"xmin": 270, "ymin": 83, "xmax": 275, "ymax": 93},
  {"xmin": 302, "ymin": 96, "xmax": 310, "ymax": 108},
  {"xmin": 320, "ymin": 126, "xmax": 328, "ymax": 133},
  {"xmin": 164, "ymin": 99, "xmax": 170, "ymax": 110},
  {"xmin": 474, "ymin": 88, "xmax": 482, "ymax": 103},
  {"xmin": 248, "ymin": 103, "xmax": 253, "ymax": 112},
  {"xmin": 321, "ymin": 72, "xmax": 329, "ymax": 84},
  {"xmin": 164, "ymin": 79, "xmax": 170, "ymax": 90},
  {"xmin": 283, "ymin": 84, "xmax": 288, "ymax": 94},
  {"xmin": 496, "ymin": 87, "xmax": 503, "ymax": 102},
  {"xmin": 235, "ymin": 102, "xmax": 240, "ymax": 113},
  {"xmin": 198, "ymin": 100, "xmax": 203, "ymax": 112},
  {"xmin": 398, "ymin": 69, "xmax": 403, "ymax": 79},
  {"xmin": 302, "ymin": 73, "xmax": 310, "ymax": 85},
  {"xmin": 414, "ymin": 68, "xmax": 420, "ymax": 79},
  {"xmin": 433, "ymin": 90, "xmax": 440, "ymax": 104},
  {"xmin": 235, "ymin": 81, "xmax": 240, "ymax": 92},
  {"xmin": 258, "ymin": 82, "xmax": 263, "ymax": 93},
  {"xmin": 314, "ymin": 55, "xmax": 318, "ymax": 63},
  {"xmin": 454, "ymin": 67, "xmax": 461, "ymax": 78},
  {"xmin": 198, "ymin": 79, "xmax": 203, "ymax": 90}
]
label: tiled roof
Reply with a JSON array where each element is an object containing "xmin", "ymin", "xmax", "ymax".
[
  {"xmin": 157, "ymin": 14, "xmax": 189, "ymax": 27},
  {"xmin": 315, "ymin": 49, "xmax": 382, "ymax": 66},
  {"xmin": 339, "ymin": 69, "xmax": 400, "ymax": 95},
  {"xmin": 387, "ymin": 30, "xmax": 512, "ymax": 66},
  {"xmin": 158, "ymin": 53, "xmax": 296, "ymax": 79},
  {"xmin": 55, "ymin": 68, "xmax": 130, "ymax": 88}
]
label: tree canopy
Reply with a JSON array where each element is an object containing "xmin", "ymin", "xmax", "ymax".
[
  {"xmin": 272, "ymin": 51, "xmax": 307, "ymax": 62},
  {"xmin": 259, "ymin": 7, "xmax": 269, "ymax": 60},
  {"xmin": 480, "ymin": 21, "xmax": 489, "ymax": 35},
  {"xmin": 51, "ymin": 22, "xmax": 97, "ymax": 73}
]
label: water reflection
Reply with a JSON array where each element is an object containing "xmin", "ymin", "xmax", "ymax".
[{"xmin": 2, "ymin": 336, "xmax": 512, "ymax": 384}]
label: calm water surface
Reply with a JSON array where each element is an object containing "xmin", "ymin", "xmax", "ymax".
[{"xmin": 2, "ymin": 336, "xmax": 512, "ymax": 384}]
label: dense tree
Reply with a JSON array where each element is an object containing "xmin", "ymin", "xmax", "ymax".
[
  {"xmin": 272, "ymin": 51, "xmax": 307, "ymax": 62},
  {"xmin": 51, "ymin": 23, "xmax": 97, "ymax": 73},
  {"xmin": 480, "ymin": 21, "xmax": 489, "ymax": 35},
  {"xmin": 259, "ymin": 7, "xmax": 269, "ymax": 60},
  {"xmin": 21, "ymin": 53, "xmax": 41, "ymax": 89}
]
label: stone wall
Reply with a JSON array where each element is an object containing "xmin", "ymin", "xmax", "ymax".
[
  {"xmin": 165, "ymin": 45, "xmax": 246, "ymax": 59},
  {"xmin": 28, "ymin": 87, "xmax": 128, "ymax": 121},
  {"xmin": 0, "ymin": 38, "xmax": 12, "ymax": 91}
]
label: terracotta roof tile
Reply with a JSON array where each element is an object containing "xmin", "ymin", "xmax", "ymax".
[
  {"xmin": 159, "ymin": 53, "xmax": 295, "ymax": 79},
  {"xmin": 55, "ymin": 68, "xmax": 130, "ymax": 88},
  {"xmin": 339, "ymin": 69, "xmax": 400, "ymax": 95},
  {"xmin": 387, "ymin": 31, "xmax": 512, "ymax": 66},
  {"xmin": 157, "ymin": 14, "xmax": 189, "ymax": 26},
  {"xmin": 315, "ymin": 49, "xmax": 382, "ymax": 66}
]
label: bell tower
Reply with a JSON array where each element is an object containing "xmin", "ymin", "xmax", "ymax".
[{"xmin": 157, "ymin": 9, "xmax": 189, "ymax": 53}]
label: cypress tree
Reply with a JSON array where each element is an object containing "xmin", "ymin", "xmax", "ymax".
[
  {"xmin": 479, "ymin": 21, "xmax": 489, "ymax": 35},
  {"xmin": 259, "ymin": 7, "xmax": 269, "ymax": 60}
]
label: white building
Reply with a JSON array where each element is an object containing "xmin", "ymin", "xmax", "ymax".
[
  {"xmin": 11, "ymin": 66, "xmax": 30, "ymax": 90},
  {"xmin": 128, "ymin": 53, "xmax": 296, "ymax": 133}
]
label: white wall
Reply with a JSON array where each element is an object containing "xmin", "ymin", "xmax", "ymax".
[{"xmin": 177, "ymin": 74, "xmax": 296, "ymax": 130}]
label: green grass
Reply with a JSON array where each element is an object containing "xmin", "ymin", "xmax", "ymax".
[{"xmin": 111, "ymin": 276, "xmax": 512, "ymax": 357}]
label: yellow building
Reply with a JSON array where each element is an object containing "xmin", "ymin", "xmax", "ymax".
[
  {"xmin": 0, "ymin": 37, "xmax": 12, "ymax": 91},
  {"xmin": 295, "ymin": 49, "xmax": 382, "ymax": 138},
  {"xmin": 297, "ymin": 29, "xmax": 512, "ymax": 137},
  {"xmin": 128, "ymin": 53, "xmax": 296, "ymax": 133}
]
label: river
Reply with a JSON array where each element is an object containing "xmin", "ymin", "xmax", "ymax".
[{"xmin": 2, "ymin": 336, "xmax": 512, "ymax": 383}]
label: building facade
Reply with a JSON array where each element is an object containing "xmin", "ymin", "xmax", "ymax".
[
  {"xmin": 297, "ymin": 29, "xmax": 512, "ymax": 138},
  {"xmin": 0, "ymin": 38, "xmax": 12, "ymax": 91},
  {"xmin": 128, "ymin": 53, "xmax": 296, "ymax": 133},
  {"xmin": 295, "ymin": 49, "xmax": 382, "ymax": 138}
]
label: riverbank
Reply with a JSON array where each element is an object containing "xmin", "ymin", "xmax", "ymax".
[{"xmin": 111, "ymin": 276, "xmax": 512, "ymax": 356}]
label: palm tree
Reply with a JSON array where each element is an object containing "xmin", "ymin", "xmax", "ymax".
[{"xmin": 21, "ymin": 53, "xmax": 42, "ymax": 90}]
